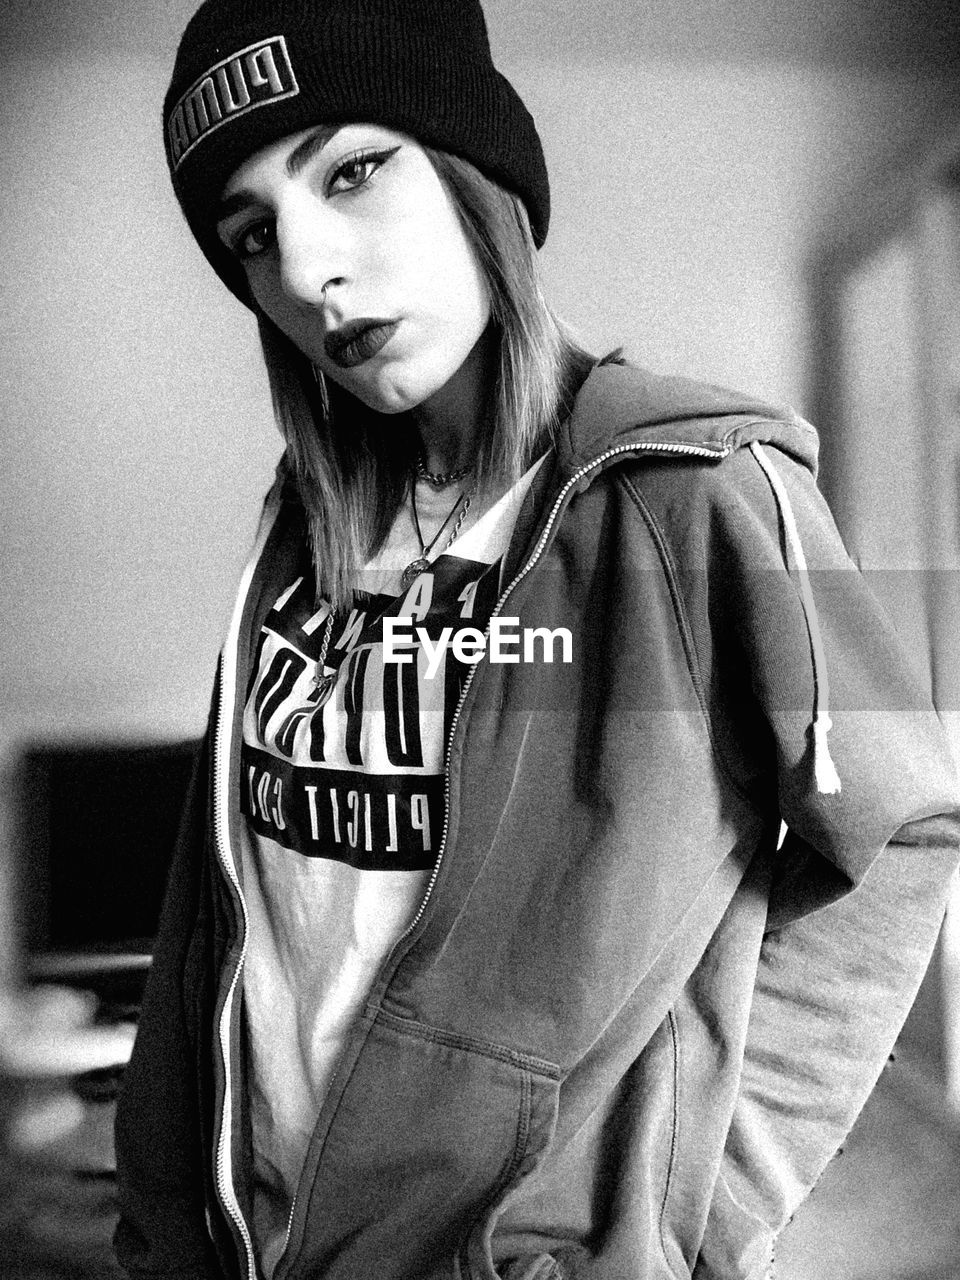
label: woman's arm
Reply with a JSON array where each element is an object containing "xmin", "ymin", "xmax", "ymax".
[
  {"xmin": 695, "ymin": 819, "xmax": 958, "ymax": 1279},
  {"xmin": 113, "ymin": 725, "xmax": 224, "ymax": 1279},
  {"xmin": 689, "ymin": 444, "xmax": 960, "ymax": 1278}
]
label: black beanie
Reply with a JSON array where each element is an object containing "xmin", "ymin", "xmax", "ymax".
[{"xmin": 163, "ymin": 0, "xmax": 550, "ymax": 306}]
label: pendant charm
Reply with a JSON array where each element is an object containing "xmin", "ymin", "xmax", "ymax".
[
  {"xmin": 401, "ymin": 557, "xmax": 431, "ymax": 590},
  {"xmin": 312, "ymin": 669, "xmax": 337, "ymax": 705}
]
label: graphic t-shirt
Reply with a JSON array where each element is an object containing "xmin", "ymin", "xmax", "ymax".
[{"xmin": 239, "ymin": 461, "xmax": 543, "ymax": 1275}]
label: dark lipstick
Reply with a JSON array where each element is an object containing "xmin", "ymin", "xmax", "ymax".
[{"xmin": 324, "ymin": 319, "xmax": 398, "ymax": 369}]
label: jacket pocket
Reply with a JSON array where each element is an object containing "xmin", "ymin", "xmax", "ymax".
[
  {"xmin": 281, "ymin": 1008, "xmax": 560, "ymax": 1280},
  {"xmin": 472, "ymin": 1255, "xmax": 567, "ymax": 1280}
]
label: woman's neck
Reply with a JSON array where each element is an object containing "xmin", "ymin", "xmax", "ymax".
[{"xmin": 411, "ymin": 327, "xmax": 494, "ymax": 474}]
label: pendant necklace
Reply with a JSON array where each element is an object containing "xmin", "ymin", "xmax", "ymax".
[
  {"xmin": 402, "ymin": 481, "xmax": 474, "ymax": 591},
  {"xmin": 311, "ymin": 608, "xmax": 338, "ymax": 706},
  {"xmin": 313, "ymin": 478, "xmax": 475, "ymax": 697}
]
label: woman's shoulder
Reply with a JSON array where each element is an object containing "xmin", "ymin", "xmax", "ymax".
[{"xmin": 564, "ymin": 360, "xmax": 825, "ymax": 537}]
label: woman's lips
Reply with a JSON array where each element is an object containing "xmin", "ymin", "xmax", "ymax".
[{"xmin": 324, "ymin": 319, "xmax": 399, "ymax": 369}]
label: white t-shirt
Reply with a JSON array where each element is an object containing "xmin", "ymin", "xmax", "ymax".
[{"xmin": 239, "ymin": 461, "xmax": 543, "ymax": 1275}]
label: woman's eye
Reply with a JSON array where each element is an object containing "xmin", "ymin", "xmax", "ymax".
[
  {"xmin": 234, "ymin": 219, "xmax": 275, "ymax": 260},
  {"xmin": 327, "ymin": 147, "xmax": 399, "ymax": 196}
]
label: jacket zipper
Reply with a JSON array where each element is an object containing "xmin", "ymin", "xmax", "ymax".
[
  {"xmin": 212, "ymin": 693, "xmax": 257, "ymax": 1280},
  {"xmin": 211, "ymin": 494, "xmax": 284, "ymax": 1280},
  {"xmin": 397, "ymin": 439, "xmax": 729, "ymax": 941},
  {"xmin": 235, "ymin": 440, "xmax": 727, "ymax": 1278}
]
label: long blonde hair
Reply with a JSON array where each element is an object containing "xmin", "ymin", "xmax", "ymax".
[{"xmin": 259, "ymin": 148, "xmax": 594, "ymax": 609}]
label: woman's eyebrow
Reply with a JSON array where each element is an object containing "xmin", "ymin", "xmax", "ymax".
[
  {"xmin": 216, "ymin": 125, "xmax": 345, "ymax": 222},
  {"xmin": 285, "ymin": 124, "xmax": 342, "ymax": 178},
  {"xmin": 217, "ymin": 189, "xmax": 256, "ymax": 222}
]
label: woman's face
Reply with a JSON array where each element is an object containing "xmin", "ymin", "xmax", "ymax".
[{"xmin": 216, "ymin": 124, "xmax": 491, "ymax": 415}]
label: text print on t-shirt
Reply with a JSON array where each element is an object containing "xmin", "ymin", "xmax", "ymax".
[{"xmin": 240, "ymin": 555, "xmax": 501, "ymax": 870}]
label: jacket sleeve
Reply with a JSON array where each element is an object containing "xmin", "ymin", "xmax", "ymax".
[
  {"xmin": 113, "ymin": 727, "xmax": 224, "ymax": 1279},
  {"xmin": 689, "ymin": 443, "xmax": 960, "ymax": 1280}
]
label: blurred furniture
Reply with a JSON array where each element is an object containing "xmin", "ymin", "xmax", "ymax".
[
  {"xmin": 1, "ymin": 737, "xmax": 198, "ymax": 1276},
  {"xmin": 15, "ymin": 739, "xmax": 199, "ymax": 997}
]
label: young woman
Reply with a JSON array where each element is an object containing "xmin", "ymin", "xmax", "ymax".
[{"xmin": 115, "ymin": 2, "xmax": 960, "ymax": 1278}]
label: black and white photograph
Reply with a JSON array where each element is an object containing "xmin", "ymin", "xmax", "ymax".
[{"xmin": 2, "ymin": 2, "xmax": 960, "ymax": 1277}]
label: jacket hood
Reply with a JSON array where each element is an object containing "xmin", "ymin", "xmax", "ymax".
[
  {"xmin": 553, "ymin": 362, "xmax": 840, "ymax": 799},
  {"xmin": 560, "ymin": 362, "xmax": 820, "ymax": 478}
]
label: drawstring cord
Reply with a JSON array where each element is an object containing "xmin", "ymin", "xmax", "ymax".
[{"xmin": 749, "ymin": 442, "xmax": 842, "ymax": 796}]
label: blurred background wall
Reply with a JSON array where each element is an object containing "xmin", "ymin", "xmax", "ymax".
[{"xmin": 1, "ymin": 0, "xmax": 958, "ymax": 744}]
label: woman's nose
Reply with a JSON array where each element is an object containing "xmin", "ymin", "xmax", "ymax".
[{"xmin": 276, "ymin": 200, "xmax": 345, "ymax": 307}]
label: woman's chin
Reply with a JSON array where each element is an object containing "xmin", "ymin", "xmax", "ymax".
[{"xmin": 332, "ymin": 371, "xmax": 431, "ymax": 417}]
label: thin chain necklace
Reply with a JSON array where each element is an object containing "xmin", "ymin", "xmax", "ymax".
[
  {"xmin": 311, "ymin": 608, "xmax": 338, "ymax": 705},
  {"xmin": 402, "ymin": 482, "xmax": 473, "ymax": 590},
  {"xmin": 414, "ymin": 455, "xmax": 474, "ymax": 487},
  {"xmin": 311, "ymin": 483, "xmax": 474, "ymax": 700}
]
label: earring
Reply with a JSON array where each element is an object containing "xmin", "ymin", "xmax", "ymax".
[
  {"xmin": 311, "ymin": 283, "xmax": 331, "ymax": 415},
  {"xmin": 311, "ymin": 363, "xmax": 331, "ymax": 416}
]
